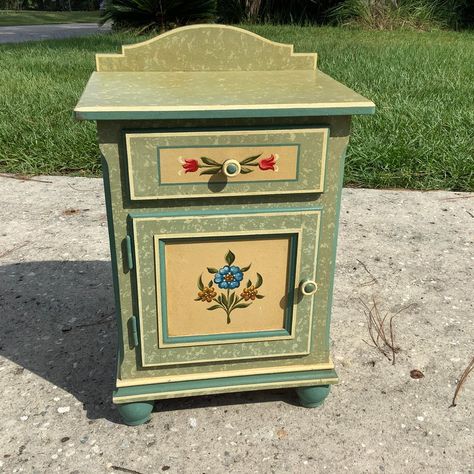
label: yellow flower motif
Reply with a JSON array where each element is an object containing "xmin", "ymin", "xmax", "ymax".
[
  {"xmin": 197, "ymin": 286, "xmax": 217, "ymax": 303},
  {"xmin": 241, "ymin": 285, "xmax": 258, "ymax": 301}
]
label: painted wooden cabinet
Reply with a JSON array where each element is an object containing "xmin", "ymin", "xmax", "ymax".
[{"xmin": 75, "ymin": 25, "xmax": 375, "ymax": 425}]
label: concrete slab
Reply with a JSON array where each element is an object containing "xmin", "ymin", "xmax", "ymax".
[
  {"xmin": 0, "ymin": 175, "xmax": 472, "ymax": 473},
  {"xmin": 0, "ymin": 23, "xmax": 111, "ymax": 43}
]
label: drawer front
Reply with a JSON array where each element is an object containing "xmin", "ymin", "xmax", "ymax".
[
  {"xmin": 129, "ymin": 207, "xmax": 322, "ymax": 367},
  {"xmin": 125, "ymin": 127, "xmax": 328, "ymax": 200}
]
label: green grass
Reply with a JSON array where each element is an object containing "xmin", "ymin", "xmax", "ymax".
[
  {"xmin": 0, "ymin": 10, "xmax": 99, "ymax": 26},
  {"xmin": 0, "ymin": 26, "xmax": 473, "ymax": 190}
]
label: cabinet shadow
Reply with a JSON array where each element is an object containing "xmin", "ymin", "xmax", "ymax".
[{"xmin": 0, "ymin": 260, "xmax": 298, "ymax": 423}]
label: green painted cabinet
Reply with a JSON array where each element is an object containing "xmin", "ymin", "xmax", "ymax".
[{"xmin": 75, "ymin": 25, "xmax": 374, "ymax": 425}]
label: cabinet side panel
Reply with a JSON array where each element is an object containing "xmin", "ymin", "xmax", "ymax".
[
  {"xmin": 309, "ymin": 117, "xmax": 350, "ymax": 358},
  {"xmin": 99, "ymin": 123, "xmax": 138, "ymax": 378}
]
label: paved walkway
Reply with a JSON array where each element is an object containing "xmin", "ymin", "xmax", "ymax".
[
  {"xmin": 0, "ymin": 175, "xmax": 472, "ymax": 473},
  {"xmin": 0, "ymin": 22, "xmax": 111, "ymax": 43}
]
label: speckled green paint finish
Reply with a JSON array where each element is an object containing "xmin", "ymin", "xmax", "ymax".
[
  {"xmin": 96, "ymin": 24, "xmax": 316, "ymax": 72},
  {"xmin": 98, "ymin": 114, "xmax": 351, "ymax": 381},
  {"xmin": 75, "ymin": 70, "xmax": 374, "ymax": 120}
]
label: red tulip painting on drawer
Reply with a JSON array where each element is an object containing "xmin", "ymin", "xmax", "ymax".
[{"xmin": 179, "ymin": 153, "xmax": 279, "ymax": 176}]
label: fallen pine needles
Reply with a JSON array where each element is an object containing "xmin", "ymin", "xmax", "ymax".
[
  {"xmin": 360, "ymin": 296, "xmax": 414, "ymax": 365},
  {"xmin": 450, "ymin": 356, "xmax": 474, "ymax": 407}
]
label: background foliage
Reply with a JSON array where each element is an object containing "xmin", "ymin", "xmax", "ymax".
[
  {"xmin": 0, "ymin": 0, "xmax": 99, "ymax": 10},
  {"xmin": 99, "ymin": 0, "xmax": 216, "ymax": 31},
  {"xmin": 2, "ymin": 0, "xmax": 473, "ymax": 28}
]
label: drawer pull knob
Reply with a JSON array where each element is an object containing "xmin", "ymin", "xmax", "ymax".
[
  {"xmin": 222, "ymin": 159, "xmax": 241, "ymax": 177},
  {"xmin": 300, "ymin": 280, "xmax": 318, "ymax": 296}
]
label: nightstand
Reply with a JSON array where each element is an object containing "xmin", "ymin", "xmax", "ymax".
[{"xmin": 75, "ymin": 24, "xmax": 375, "ymax": 425}]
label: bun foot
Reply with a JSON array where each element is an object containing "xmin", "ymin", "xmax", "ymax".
[
  {"xmin": 116, "ymin": 400, "xmax": 154, "ymax": 425},
  {"xmin": 296, "ymin": 385, "xmax": 330, "ymax": 408}
]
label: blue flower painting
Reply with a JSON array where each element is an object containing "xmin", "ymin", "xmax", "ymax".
[
  {"xmin": 214, "ymin": 265, "xmax": 244, "ymax": 289},
  {"xmin": 195, "ymin": 250, "xmax": 264, "ymax": 324}
]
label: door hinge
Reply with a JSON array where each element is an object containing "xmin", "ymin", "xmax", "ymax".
[
  {"xmin": 125, "ymin": 234, "xmax": 134, "ymax": 270},
  {"xmin": 129, "ymin": 315, "xmax": 139, "ymax": 348}
]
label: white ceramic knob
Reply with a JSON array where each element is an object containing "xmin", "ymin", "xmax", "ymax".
[
  {"xmin": 300, "ymin": 280, "xmax": 318, "ymax": 296},
  {"xmin": 222, "ymin": 159, "xmax": 241, "ymax": 177}
]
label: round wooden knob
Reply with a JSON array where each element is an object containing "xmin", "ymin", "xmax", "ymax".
[
  {"xmin": 300, "ymin": 280, "xmax": 318, "ymax": 296},
  {"xmin": 222, "ymin": 159, "xmax": 241, "ymax": 177}
]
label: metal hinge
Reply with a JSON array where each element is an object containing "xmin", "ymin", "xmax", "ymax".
[
  {"xmin": 125, "ymin": 235, "xmax": 134, "ymax": 270},
  {"xmin": 129, "ymin": 315, "xmax": 139, "ymax": 348}
]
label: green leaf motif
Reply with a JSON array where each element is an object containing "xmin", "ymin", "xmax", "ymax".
[
  {"xmin": 246, "ymin": 279, "xmax": 252, "ymax": 288},
  {"xmin": 225, "ymin": 250, "xmax": 235, "ymax": 265},
  {"xmin": 201, "ymin": 157, "xmax": 220, "ymax": 166},
  {"xmin": 239, "ymin": 168, "xmax": 253, "ymax": 174},
  {"xmin": 208, "ymin": 280, "xmax": 213, "ymax": 287},
  {"xmin": 207, "ymin": 305, "xmax": 221, "ymax": 311},
  {"xmin": 256, "ymin": 294, "xmax": 265, "ymax": 299},
  {"xmin": 229, "ymin": 292, "xmax": 235, "ymax": 307},
  {"xmin": 198, "ymin": 274, "xmax": 204, "ymax": 291},
  {"xmin": 240, "ymin": 263, "xmax": 251, "ymax": 272},
  {"xmin": 255, "ymin": 273, "xmax": 263, "ymax": 289},
  {"xmin": 200, "ymin": 167, "xmax": 221, "ymax": 175},
  {"xmin": 240, "ymin": 153, "xmax": 262, "ymax": 165},
  {"xmin": 233, "ymin": 303, "xmax": 251, "ymax": 309},
  {"xmin": 207, "ymin": 267, "xmax": 218, "ymax": 274}
]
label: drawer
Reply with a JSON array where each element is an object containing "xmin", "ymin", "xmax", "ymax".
[
  {"xmin": 128, "ymin": 207, "xmax": 323, "ymax": 367},
  {"xmin": 125, "ymin": 127, "xmax": 329, "ymax": 200}
]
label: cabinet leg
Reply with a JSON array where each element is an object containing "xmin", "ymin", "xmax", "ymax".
[
  {"xmin": 296, "ymin": 385, "xmax": 331, "ymax": 408},
  {"xmin": 116, "ymin": 400, "xmax": 154, "ymax": 426}
]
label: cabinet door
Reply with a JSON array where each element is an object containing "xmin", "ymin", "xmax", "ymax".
[{"xmin": 129, "ymin": 207, "xmax": 322, "ymax": 367}]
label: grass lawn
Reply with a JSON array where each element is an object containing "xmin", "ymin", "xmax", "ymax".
[
  {"xmin": 0, "ymin": 26, "xmax": 473, "ymax": 190},
  {"xmin": 0, "ymin": 10, "xmax": 99, "ymax": 26}
]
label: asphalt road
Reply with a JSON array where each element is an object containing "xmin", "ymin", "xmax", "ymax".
[{"xmin": 0, "ymin": 22, "xmax": 111, "ymax": 43}]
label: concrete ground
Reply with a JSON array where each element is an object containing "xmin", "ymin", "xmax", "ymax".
[
  {"xmin": 0, "ymin": 23, "xmax": 111, "ymax": 43},
  {"xmin": 0, "ymin": 175, "xmax": 472, "ymax": 473}
]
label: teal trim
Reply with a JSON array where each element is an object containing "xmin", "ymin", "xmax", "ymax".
[
  {"xmin": 162, "ymin": 330, "xmax": 290, "ymax": 344},
  {"xmin": 114, "ymin": 368, "xmax": 338, "ymax": 401},
  {"xmin": 124, "ymin": 124, "xmax": 329, "ymax": 135},
  {"xmin": 155, "ymin": 143, "xmax": 301, "ymax": 186},
  {"xmin": 100, "ymin": 156, "xmax": 125, "ymax": 371},
  {"xmin": 75, "ymin": 105, "xmax": 375, "ymax": 121},
  {"xmin": 125, "ymin": 235, "xmax": 134, "ymax": 270},
  {"xmin": 128, "ymin": 205, "xmax": 321, "ymax": 220},
  {"xmin": 157, "ymin": 233, "xmax": 298, "ymax": 345}
]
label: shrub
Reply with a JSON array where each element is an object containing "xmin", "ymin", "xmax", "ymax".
[
  {"xmin": 99, "ymin": 0, "xmax": 217, "ymax": 31},
  {"xmin": 217, "ymin": 0, "xmax": 342, "ymax": 25},
  {"xmin": 330, "ymin": 0, "xmax": 459, "ymax": 30}
]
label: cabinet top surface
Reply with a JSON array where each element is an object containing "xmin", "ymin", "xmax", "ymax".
[
  {"xmin": 75, "ymin": 70, "xmax": 375, "ymax": 120},
  {"xmin": 74, "ymin": 24, "xmax": 375, "ymax": 120}
]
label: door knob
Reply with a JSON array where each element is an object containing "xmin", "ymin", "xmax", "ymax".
[
  {"xmin": 300, "ymin": 280, "xmax": 318, "ymax": 296},
  {"xmin": 222, "ymin": 159, "xmax": 241, "ymax": 177}
]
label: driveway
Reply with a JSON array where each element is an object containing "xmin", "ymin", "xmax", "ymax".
[
  {"xmin": 0, "ymin": 22, "xmax": 111, "ymax": 43},
  {"xmin": 0, "ymin": 175, "xmax": 472, "ymax": 473}
]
